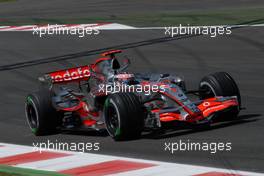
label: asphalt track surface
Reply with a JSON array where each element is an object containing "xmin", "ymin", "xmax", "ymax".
[
  {"xmin": 0, "ymin": 0, "xmax": 264, "ymax": 20},
  {"xmin": 0, "ymin": 26, "xmax": 263, "ymax": 173}
]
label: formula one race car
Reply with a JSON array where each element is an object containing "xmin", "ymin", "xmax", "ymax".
[{"xmin": 25, "ymin": 50, "xmax": 241, "ymax": 140}]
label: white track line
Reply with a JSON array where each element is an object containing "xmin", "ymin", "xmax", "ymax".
[
  {"xmin": 0, "ymin": 23, "xmax": 263, "ymax": 31},
  {"xmin": 0, "ymin": 143, "xmax": 263, "ymax": 176},
  {"xmin": 133, "ymin": 23, "xmax": 264, "ymax": 30},
  {"xmin": 0, "ymin": 23, "xmax": 136, "ymax": 31},
  {"xmin": 17, "ymin": 154, "xmax": 113, "ymax": 171},
  {"xmin": 0, "ymin": 144, "xmax": 33, "ymax": 158}
]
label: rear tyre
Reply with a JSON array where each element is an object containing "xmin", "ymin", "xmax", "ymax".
[
  {"xmin": 104, "ymin": 93, "xmax": 144, "ymax": 141},
  {"xmin": 199, "ymin": 72, "xmax": 241, "ymax": 117},
  {"xmin": 25, "ymin": 88, "xmax": 62, "ymax": 135}
]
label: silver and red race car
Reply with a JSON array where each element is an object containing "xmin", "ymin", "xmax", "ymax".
[{"xmin": 25, "ymin": 50, "xmax": 241, "ymax": 140}]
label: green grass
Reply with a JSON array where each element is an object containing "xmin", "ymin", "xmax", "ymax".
[
  {"xmin": 0, "ymin": 165, "xmax": 68, "ymax": 176},
  {"xmin": 0, "ymin": 0, "xmax": 16, "ymax": 3},
  {"xmin": 1, "ymin": 7, "xmax": 264, "ymax": 26},
  {"xmin": 0, "ymin": 172, "xmax": 22, "ymax": 176}
]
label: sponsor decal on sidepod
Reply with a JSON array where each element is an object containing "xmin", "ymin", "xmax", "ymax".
[{"xmin": 49, "ymin": 66, "xmax": 90, "ymax": 83}]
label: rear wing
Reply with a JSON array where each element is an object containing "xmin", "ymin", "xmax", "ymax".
[{"xmin": 41, "ymin": 65, "xmax": 90, "ymax": 83}]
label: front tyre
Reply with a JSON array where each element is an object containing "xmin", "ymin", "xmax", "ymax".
[
  {"xmin": 25, "ymin": 88, "xmax": 62, "ymax": 135},
  {"xmin": 104, "ymin": 93, "xmax": 144, "ymax": 141},
  {"xmin": 199, "ymin": 72, "xmax": 241, "ymax": 117}
]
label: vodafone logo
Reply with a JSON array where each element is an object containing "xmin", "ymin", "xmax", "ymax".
[
  {"xmin": 49, "ymin": 66, "xmax": 90, "ymax": 83},
  {"xmin": 203, "ymin": 102, "xmax": 210, "ymax": 107},
  {"xmin": 115, "ymin": 74, "xmax": 134, "ymax": 79}
]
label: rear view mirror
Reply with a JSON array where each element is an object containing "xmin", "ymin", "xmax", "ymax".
[{"xmin": 111, "ymin": 58, "xmax": 121, "ymax": 70}]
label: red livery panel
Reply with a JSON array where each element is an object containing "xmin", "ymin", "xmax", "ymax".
[{"xmin": 48, "ymin": 65, "xmax": 90, "ymax": 83}]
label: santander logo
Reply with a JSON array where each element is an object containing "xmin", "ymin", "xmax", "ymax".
[{"xmin": 49, "ymin": 66, "xmax": 90, "ymax": 83}]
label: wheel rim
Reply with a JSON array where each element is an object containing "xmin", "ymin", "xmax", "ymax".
[
  {"xmin": 200, "ymin": 84, "xmax": 215, "ymax": 99},
  {"xmin": 105, "ymin": 104, "xmax": 119, "ymax": 135},
  {"xmin": 26, "ymin": 103, "xmax": 38, "ymax": 129}
]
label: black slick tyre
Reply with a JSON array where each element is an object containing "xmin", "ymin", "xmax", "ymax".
[
  {"xmin": 25, "ymin": 88, "xmax": 62, "ymax": 135},
  {"xmin": 104, "ymin": 93, "xmax": 144, "ymax": 141}
]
